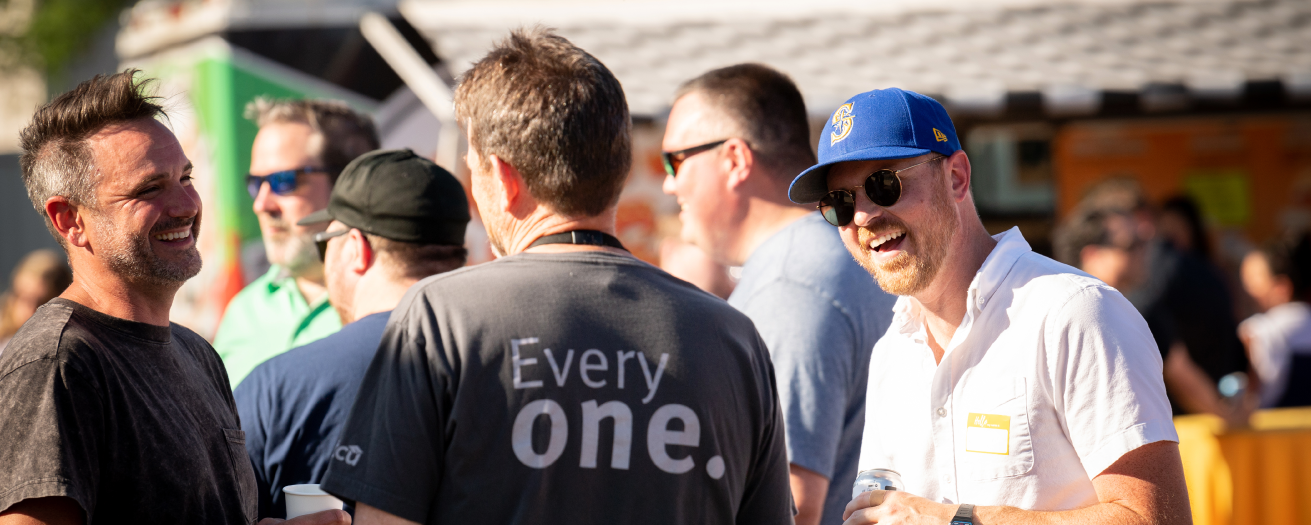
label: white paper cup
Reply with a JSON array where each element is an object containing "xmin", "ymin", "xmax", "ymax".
[{"xmin": 283, "ymin": 484, "xmax": 344, "ymax": 519}]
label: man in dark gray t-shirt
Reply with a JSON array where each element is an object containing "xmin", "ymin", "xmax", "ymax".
[
  {"xmin": 0, "ymin": 71, "xmax": 347, "ymax": 525},
  {"xmin": 320, "ymin": 28, "xmax": 793, "ymax": 525}
]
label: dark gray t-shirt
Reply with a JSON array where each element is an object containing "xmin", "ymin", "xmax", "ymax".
[
  {"xmin": 321, "ymin": 251, "xmax": 793, "ymax": 524},
  {"xmin": 0, "ymin": 298, "xmax": 258, "ymax": 524}
]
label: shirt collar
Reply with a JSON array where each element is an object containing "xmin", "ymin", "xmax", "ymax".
[
  {"xmin": 969, "ymin": 227, "xmax": 1031, "ymax": 314},
  {"xmin": 263, "ymin": 265, "xmax": 294, "ymax": 293}
]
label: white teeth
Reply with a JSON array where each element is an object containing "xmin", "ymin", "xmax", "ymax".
[
  {"xmin": 154, "ymin": 230, "xmax": 191, "ymax": 241},
  {"xmin": 870, "ymin": 231, "xmax": 905, "ymax": 250}
]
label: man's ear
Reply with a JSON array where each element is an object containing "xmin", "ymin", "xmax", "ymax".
[
  {"xmin": 946, "ymin": 150, "xmax": 972, "ymax": 203},
  {"xmin": 489, "ymin": 154, "xmax": 532, "ymax": 217},
  {"xmin": 348, "ymin": 229, "xmax": 372, "ymax": 275},
  {"xmin": 45, "ymin": 197, "xmax": 89, "ymax": 248},
  {"xmin": 722, "ymin": 138, "xmax": 754, "ymax": 189}
]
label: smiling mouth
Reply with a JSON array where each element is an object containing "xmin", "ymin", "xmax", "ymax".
[
  {"xmin": 869, "ymin": 230, "xmax": 906, "ymax": 252},
  {"xmin": 154, "ymin": 230, "xmax": 192, "ymax": 242}
]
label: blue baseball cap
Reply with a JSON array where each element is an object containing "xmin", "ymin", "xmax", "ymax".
[{"xmin": 788, "ymin": 88, "xmax": 961, "ymax": 203}]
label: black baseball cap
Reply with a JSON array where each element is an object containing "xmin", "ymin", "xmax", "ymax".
[{"xmin": 297, "ymin": 149, "xmax": 470, "ymax": 245}]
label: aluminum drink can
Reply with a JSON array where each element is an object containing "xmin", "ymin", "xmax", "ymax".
[{"xmin": 852, "ymin": 468, "xmax": 904, "ymax": 500}]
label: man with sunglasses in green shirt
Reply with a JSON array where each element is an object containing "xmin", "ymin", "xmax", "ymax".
[{"xmin": 213, "ymin": 98, "xmax": 379, "ymax": 388}]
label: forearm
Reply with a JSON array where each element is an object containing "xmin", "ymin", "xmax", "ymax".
[
  {"xmin": 974, "ymin": 501, "xmax": 1161, "ymax": 525},
  {"xmin": 789, "ymin": 464, "xmax": 830, "ymax": 525}
]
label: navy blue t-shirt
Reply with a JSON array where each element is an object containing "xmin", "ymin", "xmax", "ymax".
[{"xmin": 234, "ymin": 311, "xmax": 390, "ymax": 518}]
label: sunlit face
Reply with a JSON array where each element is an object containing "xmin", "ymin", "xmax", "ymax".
[
  {"xmin": 1079, "ymin": 214, "xmax": 1146, "ymax": 291},
  {"xmin": 1241, "ymin": 251, "xmax": 1291, "ymax": 312},
  {"xmin": 322, "ymin": 219, "xmax": 358, "ymax": 323},
  {"xmin": 826, "ymin": 154, "xmax": 956, "ymax": 295},
  {"xmin": 85, "ymin": 118, "xmax": 202, "ymax": 286},
  {"xmin": 249, "ymin": 121, "xmax": 332, "ymax": 276},
  {"xmin": 660, "ymin": 92, "xmax": 735, "ymax": 262},
  {"xmin": 7, "ymin": 272, "xmax": 53, "ymax": 328},
  {"xmin": 465, "ymin": 144, "xmax": 508, "ymax": 257}
]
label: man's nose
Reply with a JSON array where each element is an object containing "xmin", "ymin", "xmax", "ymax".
[
  {"xmin": 850, "ymin": 193, "xmax": 884, "ymax": 228},
  {"xmin": 252, "ymin": 180, "xmax": 280, "ymax": 215},
  {"xmin": 661, "ymin": 170, "xmax": 677, "ymax": 195},
  {"xmin": 171, "ymin": 182, "xmax": 201, "ymax": 218}
]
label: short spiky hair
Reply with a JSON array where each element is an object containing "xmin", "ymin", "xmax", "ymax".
[
  {"xmin": 19, "ymin": 69, "xmax": 166, "ymax": 244},
  {"xmin": 454, "ymin": 27, "xmax": 632, "ymax": 218}
]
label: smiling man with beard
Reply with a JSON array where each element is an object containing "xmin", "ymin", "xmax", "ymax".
[
  {"xmin": 787, "ymin": 88, "xmax": 1190, "ymax": 525},
  {"xmin": 0, "ymin": 71, "xmax": 348, "ymax": 525}
]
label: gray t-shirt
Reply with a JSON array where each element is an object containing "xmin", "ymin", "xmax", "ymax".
[
  {"xmin": 321, "ymin": 251, "xmax": 793, "ymax": 524},
  {"xmin": 728, "ymin": 212, "xmax": 896, "ymax": 525},
  {"xmin": 0, "ymin": 298, "xmax": 258, "ymax": 524}
]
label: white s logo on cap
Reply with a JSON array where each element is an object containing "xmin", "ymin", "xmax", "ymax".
[{"xmin": 831, "ymin": 103, "xmax": 854, "ymax": 146}]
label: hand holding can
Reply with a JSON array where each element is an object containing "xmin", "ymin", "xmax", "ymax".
[{"xmin": 851, "ymin": 468, "xmax": 904, "ymax": 501}]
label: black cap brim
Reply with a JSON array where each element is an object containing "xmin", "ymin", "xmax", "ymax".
[{"xmin": 296, "ymin": 208, "xmax": 334, "ymax": 227}]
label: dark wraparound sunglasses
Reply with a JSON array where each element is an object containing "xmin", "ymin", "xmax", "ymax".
[
  {"xmin": 314, "ymin": 229, "xmax": 351, "ymax": 262},
  {"xmin": 661, "ymin": 140, "xmax": 727, "ymax": 177},
  {"xmin": 246, "ymin": 167, "xmax": 329, "ymax": 198},
  {"xmin": 818, "ymin": 155, "xmax": 945, "ymax": 227}
]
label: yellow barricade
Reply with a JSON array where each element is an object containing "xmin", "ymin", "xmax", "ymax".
[{"xmin": 1176, "ymin": 407, "xmax": 1311, "ymax": 525}]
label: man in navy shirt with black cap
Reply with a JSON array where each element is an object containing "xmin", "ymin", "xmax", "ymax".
[{"xmin": 235, "ymin": 149, "xmax": 471, "ymax": 518}]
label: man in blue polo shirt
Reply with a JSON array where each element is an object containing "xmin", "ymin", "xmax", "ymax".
[
  {"xmin": 661, "ymin": 64, "xmax": 895, "ymax": 525},
  {"xmin": 234, "ymin": 149, "xmax": 470, "ymax": 518}
]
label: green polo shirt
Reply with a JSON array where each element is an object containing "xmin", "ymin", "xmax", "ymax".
[{"xmin": 213, "ymin": 266, "xmax": 341, "ymax": 388}]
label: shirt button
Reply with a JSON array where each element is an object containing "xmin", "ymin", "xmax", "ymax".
[{"xmin": 937, "ymin": 407, "xmax": 947, "ymax": 417}]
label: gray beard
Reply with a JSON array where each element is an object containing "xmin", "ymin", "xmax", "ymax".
[
  {"xmin": 100, "ymin": 215, "xmax": 203, "ymax": 287},
  {"xmin": 274, "ymin": 233, "xmax": 321, "ymax": 276}
]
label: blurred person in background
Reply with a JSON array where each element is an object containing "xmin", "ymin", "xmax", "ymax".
[
  {"xmin": 0, "ymin": 71, "xmax": 346, "ymax": 525},
  {"xmin": 214, "ymin": 98, "xmax": 379, "ymax": 388},
  {"xmin": 1157, "ymin": 196, "xmax": 1213, "ymax": 260},
  {"xmin": 1074, "ymin": 183, "xmax": 1252, "ymax": 424},
  {"xmin": 1053, "ymin": 208, "xmax": 1147, "ymax": 291},
  {"xmin": 792, "ymin": 88, "xmax": 1187, "ymax": 525},
  {"xmin": 236, "ymin": 149, "xmax": 470, "ymax": 518},
  {"xmin": 1056, "ymin": 206, "xmax": 1247, "ymax": 426},
  {"xmin": 661, "ymin": 63, "xmax": 894, "ymax": 525},
  {"xmin": 1239, "ymin": 235, "xmax": 1311, "ymax": 408},
  {"xmin": 0, "ymin": 249, "xmax": 72, "ymax": 356},
  {"xmin": 320, "ymin": 29, "xmax": 792, "ymax": 525}
]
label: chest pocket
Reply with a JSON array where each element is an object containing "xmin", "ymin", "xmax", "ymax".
[
  {"xmin": 959, "ymin": 377, "xmax": 1034, "ymax": 481},
  {"xmin": 223, "ymin": 428, "xmax": 259, "ymax": 524}
]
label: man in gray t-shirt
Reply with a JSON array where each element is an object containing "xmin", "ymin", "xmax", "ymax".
[
  {"xmin": 321, "ymin": 29, "xmax": 792, "ymax": 525},
  {"xmin": 662, "ymin": 64, "xmax": 895, "ymax": 525}
]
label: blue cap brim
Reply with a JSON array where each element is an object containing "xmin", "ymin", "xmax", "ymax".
[{"xmin": 788, "ymin": 145, "xmax": 931, "ymax": 203}]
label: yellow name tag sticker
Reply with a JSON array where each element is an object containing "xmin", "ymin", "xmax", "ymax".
[{"xmin": 966, "ymin": 413, "xmax": 1010, "ymax": 455}]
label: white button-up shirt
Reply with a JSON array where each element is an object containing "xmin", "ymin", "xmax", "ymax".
[{"xmin": 858, "ymin": 228, "xmax": 1177, "ymax": 510}]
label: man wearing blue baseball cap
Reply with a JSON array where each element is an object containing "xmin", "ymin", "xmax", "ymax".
[{"xmin": 789, "ymin": 88, "xmax": 1190, "ymax": 525}]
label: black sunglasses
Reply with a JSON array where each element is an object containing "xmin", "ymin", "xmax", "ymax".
[
  {"xmin": 661, "ymin": 140, "xmax": 728, "ymax": 177},
  {"xmin": 817, "ymin": 155, "xmax": 945, "ymax": 227},
  {"xmin": 314, "ymin": 229, "xmax": 351, "ymax": 262},
  {"xmin": 246, "ymin": 167, "xmax": 328, "ymax": 199}
]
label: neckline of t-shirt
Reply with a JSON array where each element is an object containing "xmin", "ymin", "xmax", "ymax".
[
  {"xmin": 506, "ymin": 250, "xmax": 646, "ymax": 266},
  {"xmin": 49, "ymin": 298, "xmax": 173, "ymax": 344}
]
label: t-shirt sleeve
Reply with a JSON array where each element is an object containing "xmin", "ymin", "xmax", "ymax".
[
  {"xmin": 733, "ymin": 332, "xmax": 800, "ymax": 525},
  {"xmin": 320, "ymin": 302, "xmax": 448, "ymax": 523},
  {"xmin": 1048, "ymin": 285, "xmax": 1179, "ymax": 477},
  {"xmin": 0, "ymin": 354, "xmax": 103, "ymax": 518},
  {"xmin": 736, "ymin": 280, "xmax": 856, "ymax": 480},
  {"xmin": 233, "ymin": 367, "xmax": 274, "ymax": 518}
]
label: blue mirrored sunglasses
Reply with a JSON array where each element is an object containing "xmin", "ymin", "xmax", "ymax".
[{"xmin": 246, "ymin": 167, "xmax": 327, "ymax": 198}]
